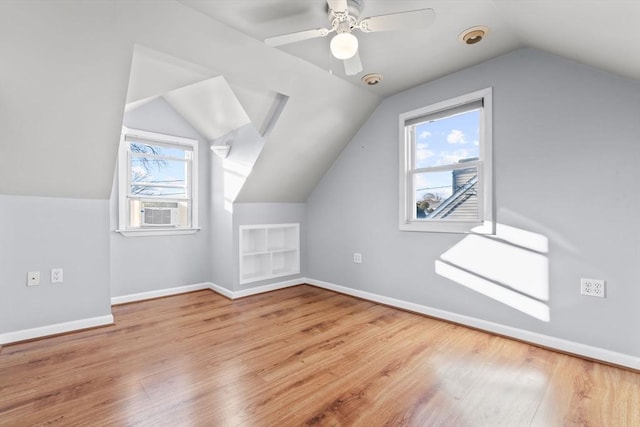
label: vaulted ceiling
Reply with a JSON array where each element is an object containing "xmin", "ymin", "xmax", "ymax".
[
  {"xmin": 181, "ymin": 0, "xmax": 640, "ymax": 97},
  {"xmin": 1, "ymin": 1, "xmax": 638, "ymax": 203}
]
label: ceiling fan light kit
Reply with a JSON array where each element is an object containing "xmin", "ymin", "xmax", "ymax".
[
  {"xmin": 330, "ymin": 32, "xmax": 359, "ymax": 59},
  {"xmin": 264, "ymin": 0, "xmax": 435, "ymax": 76}
]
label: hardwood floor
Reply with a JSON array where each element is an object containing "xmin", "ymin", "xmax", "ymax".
[{"xmin": 1, "ymin": 285, "xmax": 638, "ymax": 426}]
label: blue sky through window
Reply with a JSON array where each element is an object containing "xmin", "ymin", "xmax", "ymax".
[
  {"xmin": 414, "ymin": 109, "xmax": 480, "ymax": 168},
  {"xmin": 131, "ymin": 158, "xmax": 186, "ymax": 186},
  {"xmin": 414, "ymin": 109, "xmax": 480, "ymax": 202},
  {"xmin": 130, "ymin": 142, "xmax": 188, "ymax": 188}
]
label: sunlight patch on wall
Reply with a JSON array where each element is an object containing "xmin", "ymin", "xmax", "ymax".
[
  {"xmin": 435, "ymin": 261, "xmax": 550, "ymax": 321},
  {"xmin": 490, "ymin": 223, "xmax": 548, "ymax": 254},
  {"xmin": 223, "ymin": 160, "xmax": 253, "ymax": 213},
  {"xmin": 437, "ymin": 224, "xmax": 550, "ymax": 321}
]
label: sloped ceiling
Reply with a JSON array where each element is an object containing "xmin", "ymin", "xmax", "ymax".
[
  {"xmin": 163, "ymin": 77, "xmax": 252, "ymax": 141},
  {"xmin": 126, "ymin": 46, "xmax": 280, "ymax": 142},
  {"xmin": 491, "ymin": 0, "xmax": 640, "ymax": 81},
  {"xmin": 0, "ymin": 0, "xmax": 379, "ymax": 202},
  {"xmin": 1, "ymin": 0, "xmax": 638, "ymax": 203},
  {"xmin": 0, "ymin": 1, "xmax": 131, "ymax": 199}
]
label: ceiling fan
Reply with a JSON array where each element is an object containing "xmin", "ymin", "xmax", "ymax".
[{"xmin": 265, "ymin": 0, "xmax": 435, "ymax": 76}]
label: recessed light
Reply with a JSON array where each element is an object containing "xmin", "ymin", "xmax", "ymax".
[
  {"xmin": 362, "ymin": 73, "xmax": 383, "ymax": 85},
  {"xmin": 459, "ymin": 26, "xmax": 489, "ymax": 45}
]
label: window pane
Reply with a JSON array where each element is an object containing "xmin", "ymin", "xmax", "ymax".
[
  {"xmin": 413, "ymin": 109, "xmax": 480, "ymax": 168},
  {"xmin": 129, "ymin": 142, "xmax": 189, "ymax": 159},
  {"xmin": 131, "ymin": 157, "xmax": 187, "ymax": 187},
  {"xmin": 415, "ymin": 166, "xmax": 479, "ymax": 220}
]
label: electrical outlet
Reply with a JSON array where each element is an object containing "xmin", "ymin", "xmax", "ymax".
[
  {"xmin": 353, "ymin": 253, "xmax": 362, "ymax": 263},
  {"xmin": 580, "ymin": 278, "xmax": 605, "ymax": 298},
  {"xmin": 27, "ymin": 271, "xmax": 40, "ymax": 286},
  {"xmin": 51, "ymin": 268, "xmax": 63, "ymax": 283}
]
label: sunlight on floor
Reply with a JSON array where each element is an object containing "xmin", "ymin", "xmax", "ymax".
[
  {"xmin": 436, "ymin": 223, "xmax": 550, "ymax": 321},
  {"xmin": 432, "ymin": 353, "xmax": 550, "ymax": 425}
]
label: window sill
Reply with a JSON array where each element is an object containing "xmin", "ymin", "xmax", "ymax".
[
  {"xmin": 115, "ymin": 227, "xmax": 201, "ymax": 237},
  {"xmin": 399, "ymin": 220, "xmax": 494, "ymax": 234}
]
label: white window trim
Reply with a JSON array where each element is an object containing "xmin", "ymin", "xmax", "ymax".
[
  {"xmin": 116, "ymin": 127, "xmax": 200, "ymax": 237},
  {"xmin": 399, "ymin": 87, "xmax": 494, "ymax": 234}
]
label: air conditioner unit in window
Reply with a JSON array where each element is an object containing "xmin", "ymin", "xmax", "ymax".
[{"xmin": 142, "ymin": 207, "xmax": 179, "ymax": 227}]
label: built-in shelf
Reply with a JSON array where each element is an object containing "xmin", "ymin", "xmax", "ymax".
[{"xmin": 239, "ymin": 223, "xmax": 300, "ymax": 284}]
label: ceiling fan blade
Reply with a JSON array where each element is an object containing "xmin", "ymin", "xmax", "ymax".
[
  {"xmin": 265, "ymin": 28, "xmax": 330, "ymax": 47},
  {"xmin": 327, "ymin": 0, "xmax": 348, "ymax": 13},
  {"xmin": 359, "ymin": 8, "xmax": 435, "ymax": 33},
  {"xmin": 343, "ymin": 51, "xmax": 363, "ymax": 76}
]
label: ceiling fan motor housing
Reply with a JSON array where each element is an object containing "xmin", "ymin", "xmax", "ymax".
[{"xmin": 328, "ymin": 0, "xmax": 363, "ymax": 27}]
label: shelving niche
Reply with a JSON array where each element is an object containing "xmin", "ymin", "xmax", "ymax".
[{"xmin": 239, "ymin": 223, "xmax": 300, "ymax": 284}]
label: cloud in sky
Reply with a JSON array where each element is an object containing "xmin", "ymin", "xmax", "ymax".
[
  {"xmin": 419, "ymin": 130, "xmax": 432, "ymax": 140},
  {"xmin": 447, "ymin": 129, "xmax": 467, "ymax": 144},
  {"xmin": 416, "ymin": 148, "xmax": 435, "ymax": 162},
  {"xmin": 438, "ymin": 148, "xmax": 471, "ymax": 165}
]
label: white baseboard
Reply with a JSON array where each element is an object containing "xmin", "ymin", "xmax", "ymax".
[
  {"xmin": 209, "ymin": 278, "xmax": 302, "ymax": 299},
  {"xmin": 111, "ymin": 278, "xmax": 303, "ymax": 304},
  {"xmin": 305, "ymin": 278, "xmax": 640, "ymax": 370},
  {"xmin": 0, "ymin": 314, "xmax": 114, "ymax": 345},
  {"xmin": 111, "ymin": 283, "xmax": 212, "ymax": 305},
  {"xmin": 208, "ymin": 282, "xmax": 234, "ymax": 299}
]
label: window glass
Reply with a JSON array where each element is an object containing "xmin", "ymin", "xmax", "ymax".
[
  {"xmin": 129, "ymin": 141, "xmax": 190, "ymax": 159},
  {"xmin": 412, "ymin": 109, "xmax": 480, "ymax": 169},
  {"xmin": 130, "ymin": 158, "xmax": 187, "ymax": 188},
  {"xmin": 414, "ymin": 168, "xmax": 479, "ymax": 220}
]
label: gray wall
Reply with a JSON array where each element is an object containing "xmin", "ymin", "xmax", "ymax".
[
  {"xmin": 110, "ymin": 98, "xmax": 212, "ymax": 297},
  {"xmin": 306, "ymin": 48, "xmax": 640, "ymax": 357},
  {"xmin": 0, "ymin": 195, "xmax": 111, "ymax": 333}
]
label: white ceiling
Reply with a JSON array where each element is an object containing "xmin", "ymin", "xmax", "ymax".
[{"xmin": 180, "ymin": 0, "xmax": 640, "ymax": 98}]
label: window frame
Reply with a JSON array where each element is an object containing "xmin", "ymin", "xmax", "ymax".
[
  {"xmin": 116, "ymin": 127, "xmax": 200, "ymax": 237},
  {"xmin": 399, "ymin": 87, "xmax": 493, "ymax": 234}
]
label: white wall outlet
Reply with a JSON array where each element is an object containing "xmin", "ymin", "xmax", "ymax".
[
  {"xmin": 51, "ymin": 268, "xmax": 63, "ymax": 283},
  {"xmin": 27, "ymin": 271, "xmax": 40, "ymax": 286},
  {"xmin": 353, "ymin": 253, "xmax": 362, "ymax": 263},
  {"xmin": 580, "ymin": 278, "xmax": 605, "ymax": 298}
]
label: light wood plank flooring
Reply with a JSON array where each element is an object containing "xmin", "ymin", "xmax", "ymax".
[{"xmin": 1, "ymin": 285, "xmax": 638, "ymax": 426}]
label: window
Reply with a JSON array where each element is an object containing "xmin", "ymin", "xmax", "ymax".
[
  {"xmin": 399, "ymin": 88, "xmax": 493, "ymax": 233},
  {"xmin": 117, "ymin": 127, "xmax": 199, "ymax": 236}
]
